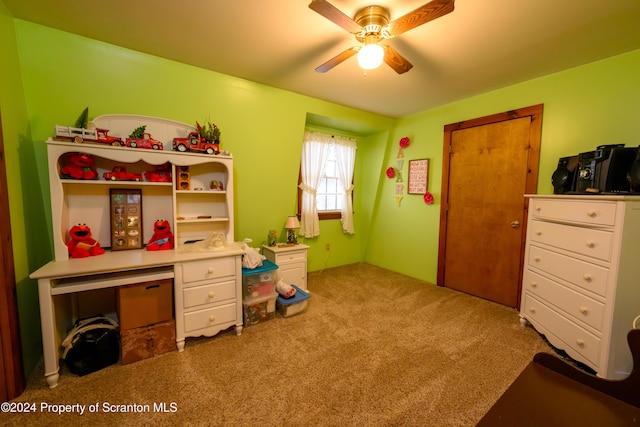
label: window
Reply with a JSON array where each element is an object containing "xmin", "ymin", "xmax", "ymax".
[
  {"xmin": 316, "ymin": 145, "xmax": 344, "ymax": 214},
  {"xmin": 298, "ymin": 131, "xmax": 356, "ymax": 237}
]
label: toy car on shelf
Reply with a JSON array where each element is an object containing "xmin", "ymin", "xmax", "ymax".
[
  {"xmin": 125, "ymin": 133, "xmax": 163, "ymax": 150},
  {"xmin": 144, "ymin": 163, "xmax": 172, "ymax": 182},
  {"xmin": 55, "ymin": 125, "xmax": 124, "ymax": 146},
  {"xmin": 103, "ymin": 166, "xmax": 143, "ymax": 182},
  {"xmin": 173, "ymin": 132, "xmax": 219, "ymax": 155}
]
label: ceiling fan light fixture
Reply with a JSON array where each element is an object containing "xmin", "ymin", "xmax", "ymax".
[
  {"xmin": 357, "ymin": 42, "xmax": 384, "ymax": 70},
  {"xmin": 309, "ymin": 0, "xmax": 455, "ymax": 74}
]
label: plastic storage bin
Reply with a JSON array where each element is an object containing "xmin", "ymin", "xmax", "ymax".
[
  {"xmin": 242, "ymin": 259, "xmax": 278, "ymax": 298},
  {"xmin": 243, "ymin": 292, "xmax": 277, "ymax": 326},
  {"xmin": 276, "ymin": 285, "xmax": 310, "ymax": 317}
]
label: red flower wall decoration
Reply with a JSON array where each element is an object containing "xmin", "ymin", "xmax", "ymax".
[
  {"xmin": 386, "ymin": 167, "xmax": 396, "ymax": 179},
  {"xmin": 399, "ymin": 137, "xmax": 410, "ymax": 148},
  {"xmin": 423, "ymin": 192, "xmax": 434, "ymax": 205}
]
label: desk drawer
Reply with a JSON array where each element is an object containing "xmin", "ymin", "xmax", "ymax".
[
  {"xmin": 182, "ymin": 279, "xmax": 236, "ymax": 309},
  {"xmin": 523, "ymin": 270, "xmax": 605, "ymax": 331},
  {"xmin": 183, "ymin": 302, "xmax": 236, "ymax": 333},
  {"xmin": 530, "ymin": 199, "xmax": 616, "ymax": 226},
  {"xmin": 528, "ymin": 246, "xmax": 609, "ymax": 297},
  {"xmin": 529, "ymin": 219, "xmax": 614, "ymax": 262},
  {"xmin": 522, "ymin": 294, "xmax": 601, "ymax": 366},
  {"xmin": 181, "ymin": 257, "xmax": 236, "ymax": 284}
]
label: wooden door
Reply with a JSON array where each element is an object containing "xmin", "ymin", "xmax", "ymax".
[
  {"xmin": 0, "ymin": 114, "xmax": 26, "ymax": 400},
  {"xmin": 437, "ymin": 105, "xmax": 542, "ymax": 307}
]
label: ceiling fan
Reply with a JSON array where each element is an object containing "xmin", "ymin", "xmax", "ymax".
[{"xmin": 309, "ymin": 0, "xmax": 455, "ymax": 74}]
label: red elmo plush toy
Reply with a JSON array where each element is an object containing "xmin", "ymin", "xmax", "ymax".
[
  {"xmin": 67, "ymin": 223, "xmax": 105, "ymax": 258},
  {"xmin": 146, "ymin": 219, "xmax": 174, "ymax": 251},
  {"xmin": 61, "ymin": 153, "xmax": 98, "ymax": 180}
]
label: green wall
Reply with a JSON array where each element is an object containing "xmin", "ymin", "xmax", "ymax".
[
  {"xmin": 3, "ymin": 5, "xmax": 640, "ymax": 378},
  {"xmin": 365, "ymin": 49, "xmax": 640, "ymax": 283},
  {"xmin": 7, "ymin": 18, "xmax": 396, "ymax": 375}
]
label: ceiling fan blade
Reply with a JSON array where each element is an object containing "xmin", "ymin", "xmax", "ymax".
[
  {"xmin": 309, "ymin": 0, "xmax": 362, "ymax": 33},
  {"xmin": 383, "ymin": 45, "xmax": 413, "ymax": 74},
  {"xmin": 386, "ymin": 0, "xmax": 455, "ymax": 37},
  {"xmin": 315, "ymin": 46, "xmax": 360, "ymax": 73}
]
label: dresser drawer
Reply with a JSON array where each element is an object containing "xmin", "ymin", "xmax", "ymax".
[
  {"xmin": 183, "ymin": 302, "xmax": 237, "ymax": 333},
  {"xmin": 182, "ymin": 279, "xmax": 236, "ymax": 309},
  {"xmin": 523, "ymin": 270, "xmax": 605, "ymax": 331},
  {"xmin": 274, "ymin": 251, "xmax": 306, "ymax": 263},
  {"xmin": 530, "ymin": 199, "xmax": 616, "ymax": 226},
  {"xmin": 522, "ymin": 294, "xmax": 601, "ymax": 366},
  {"xmin": 528, "ymin": 246, "xmax": 609, "ymax": 297},
  {"xmin": 528, "ymin": 219, "xmax": 614, "ymax": 262},
  {"xmin": 181, "ymin": 257, "xmax": 236, "ymax": 284}
]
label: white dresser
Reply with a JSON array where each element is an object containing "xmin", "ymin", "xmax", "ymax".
[
  {"xmin": 520, "ymin": 195, "xmax": 640, "ymax": 379},
  {"xmin": 262, "ymin": 244, "xmax": 309, "ymax": 291}
]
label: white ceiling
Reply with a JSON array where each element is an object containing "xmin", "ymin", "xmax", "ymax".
[{"xmin": 5, "ymin": 0, "xmax": 640, "ymax": 118}]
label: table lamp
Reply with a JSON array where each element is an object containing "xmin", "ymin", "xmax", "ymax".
[{"xmin": 285, "ymin": 216, "xmax": 300, "ymax": 244}]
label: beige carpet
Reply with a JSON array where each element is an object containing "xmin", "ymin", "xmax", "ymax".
[{"xmin": 6, "ymin": 263, "xmax": 551, "ymax": 426}]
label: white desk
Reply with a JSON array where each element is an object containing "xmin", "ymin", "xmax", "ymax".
[{"xmin": 30, "ymin": 247, "xmax": 243, "ymax": 388}]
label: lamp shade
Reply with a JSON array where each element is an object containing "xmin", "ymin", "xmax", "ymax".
[{"xmin": 285, "ymin": 216, "xmax": 300, "ymax": 229}]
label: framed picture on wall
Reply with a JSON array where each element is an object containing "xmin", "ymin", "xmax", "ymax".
[
  {"xmin": 110, "ymin": 188, "xmax": 143, "ymax": 250},
  {"xmin": 408, "ymin": 159, "xmax": 429, "ymax": 194}
]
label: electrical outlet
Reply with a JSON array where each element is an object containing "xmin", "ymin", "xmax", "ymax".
[{"xmin": 325, "ymin": 243, "xmax": 330, "ymax": 251}]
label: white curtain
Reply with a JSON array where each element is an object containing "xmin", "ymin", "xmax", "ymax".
[
  {"xmin": 334, "ymin": 137, "xmax": 357, "ymax": 234},
  {"xmin": 299, "ymin": 131, "xmax": 331, "ymax": 237}
]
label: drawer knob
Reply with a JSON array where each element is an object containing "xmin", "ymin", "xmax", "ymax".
[
  {"xmin": 583, "ymin": 274, "xmax": 592, "ymax": 283},
  {"xmin": 533, "ymin": 256, "xmax": 541, "ymax": 262},
  {"xmin": 208, "ymin": 292, "xmax": 215, "ymax": 299},
  {"xmin": 208, "ymin": 268, "xmax": 214, "ymax": 274},
  {"xmin": 579, "ymin": 307, "xmax": 589, "ymax": 315},
  {"xmin": 209, "ymin": 315, "xmax": 215, "ymax": 323},
  {"xmin": 586, "ymin": 241, "xmax": 596, "ymax": 249},
  {"xmin": 535, "ymin": 230, "xmax": 542, "ymax": 236},
  {"xmin": 530, "ymin": 281, "xmax": 538, "ymax": 288},
  {"xmin": 529, "ymin": 307, "xmax": 536, "ymax": 314},
  {"xmin": 576, "ymin": 339, "xmax": 585, "ymax": 347},
  {"xmin": 535, "ymin": 206, "xmax": 541, "ymax": 212},
  {"xmin": 587, "ymin": 210, "xmax": 597, "ymax": 218}
]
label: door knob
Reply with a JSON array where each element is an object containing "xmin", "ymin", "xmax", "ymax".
[{"xmin": 511, "ymin": 221, "xmax": 520, "ymax": 228}]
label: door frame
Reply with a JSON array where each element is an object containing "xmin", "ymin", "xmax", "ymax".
[
  {"xmin": 436, "ymin": 104, "xmax": 543, "ymax": 307},
  {"xmin": 0, "ymin": 113, "xmax": 26, "ymax": 400}
]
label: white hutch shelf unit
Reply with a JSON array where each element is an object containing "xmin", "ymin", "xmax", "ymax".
[
  {"xmin": 47, "ymin": 139, "xmax": 234, "ymax": 260},
  {"xmin": 31, "ymin": 116, "xmax": 244, "ymax": 388}
]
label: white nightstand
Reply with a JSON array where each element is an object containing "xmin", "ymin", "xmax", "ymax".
[{"xmin": 262, "ymin": 244, "xmax": 309, "ymax": 291}]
